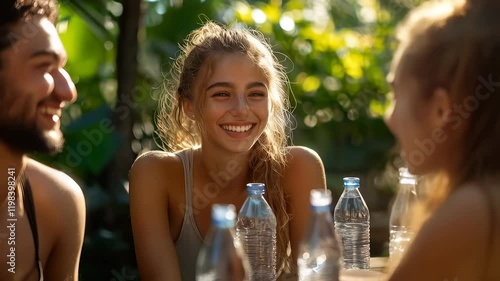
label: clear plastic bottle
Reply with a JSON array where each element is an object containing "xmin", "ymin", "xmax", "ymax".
[
  {"xmin": 298, "ymin": 189, "xmax": 341, "ymax": 281},
  {"xmin": 333, "ymin": 177, "xmax": 370, "ymax": 269},
  {"xmin": 236, "ymin": 183, "xmax": 277, "ymax": 281},
  {"xmin": 389, "ymin": 167, "xmax": 418, "ymax": 259},
  {"xmin": 196, "ymin": 204, "xmax": 250, "ymax": 281}
]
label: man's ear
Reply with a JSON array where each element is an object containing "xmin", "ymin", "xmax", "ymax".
[
  {"xmin": 431, "ymin": 87, "xmax": 453, "ymax": 127},
  {"xmin": 182, "ymin": 99, "xmax": 195, "ymax": 120}
]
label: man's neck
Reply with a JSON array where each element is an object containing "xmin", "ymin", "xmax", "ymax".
[{"xmin": 0, "ymin": 141, "xmax": 27, "ymax": 203}]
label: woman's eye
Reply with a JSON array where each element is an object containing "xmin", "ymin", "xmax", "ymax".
[
  {"xmin": 249, "ymin": 92, "xmax": 266, "ymax": 97},
  {"xmin": 213, "ymin": 92, "xmax": 230, "ymax": 97}
]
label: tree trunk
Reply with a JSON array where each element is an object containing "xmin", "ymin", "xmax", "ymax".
[{"xmin": 104, "ymin": 0, "xmax": 143, "ymax": 194}]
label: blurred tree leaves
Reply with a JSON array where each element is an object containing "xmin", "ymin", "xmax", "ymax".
[
  {"xmin": 41, "ymin": 0, "xmax": 426, "ymax": 279},
  {"xmin": 54, "ymin": 0, "xmax": 416, "ymax": 181},
  {"xmin": 220, "ymin": 0, "xmax": 398, "ymax": 172}
]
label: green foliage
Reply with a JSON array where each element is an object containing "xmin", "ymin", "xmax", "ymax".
[
  {"xmin": 223, "ymin": 0, "xmax": 398, "ymax": 172},
  {"xmin": 39, "ymin": 0, "xmax": 425, "ymax": 279}
]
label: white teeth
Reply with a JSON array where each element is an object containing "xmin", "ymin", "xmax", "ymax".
[
  {"xmin": 222, "ymin": 124, "xmax": 253, "ymax": 132},
  {"xmin": 47, "ymin": 108, "xmax": 59, "ymax": 115},
  {"xmin": 40, "ymin": 107, "xmax": 61, "ymax": 116}
]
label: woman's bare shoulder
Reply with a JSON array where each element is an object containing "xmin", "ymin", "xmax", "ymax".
[
  {"xmin": 131, "ymin": 150, "xmax": 181, "ymax": 172},
  {"xmin": 282, "ymin": 146, "xmax": 326, "ymax": 193},
  {"xmin": 134, "ymin": 150, "xmax": 178, "ymax": 163},
  {"xmin": 389, "ymin": 182, "xmax": 492, "ymax": 281},
  {"xmin": 445, "ymin": 182, "xmax": 491, "ymax": 216},
  {"xmin": 285, "ymin": 146, "xmax": 323, "ymax": 165},
  {"xmin": 129, "ymin": 150, "xmax": 184, "ymax": 192},
  {"xmin": 423, "ymin": 182, "xmax": 491, "ymax": 246}
]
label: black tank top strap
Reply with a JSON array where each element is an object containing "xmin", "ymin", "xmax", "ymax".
[{"xmin": 20, "ymin": 174, "xmax": 42, "ymax": 280}]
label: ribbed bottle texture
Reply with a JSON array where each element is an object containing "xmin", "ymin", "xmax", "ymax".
[
  {"xmin": 334, "ymin": 177, "xmax": 370, "ymax": 269},
  {"xmin": 236, "ymin": 183, "xmax": 277, "ymax": 281}
]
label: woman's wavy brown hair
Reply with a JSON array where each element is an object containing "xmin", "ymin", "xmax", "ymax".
[{"xmin": 156, "ymin": 21, "xmax": 294, "ymax": 273}]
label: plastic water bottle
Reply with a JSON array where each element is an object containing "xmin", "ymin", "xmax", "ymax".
[
  {"xmin": 298, "ymin": 189, "xmax": 341, "ymax": 281},
  {"xmin": 389, "ymin": 168, "xmax": 418, "ymax": 259},
  {"xmin": 236, "ymin": 183, "xmax": 277, "ymax": 281},
  {"xmin": 196, "ymin": 204, "xmax": 250, "ymax": 281},
  {"xmin": 333, "ymin": 177, "xmax": 370, "ymax": 269}
]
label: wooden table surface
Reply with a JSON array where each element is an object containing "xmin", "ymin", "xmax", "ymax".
[{"xmin": 340, "ymin": 257, "xmax": 388, "ymax": 281}]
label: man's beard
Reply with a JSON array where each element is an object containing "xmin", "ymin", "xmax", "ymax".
[{"xmin": 0, "ymin": 114, "xmax": 65, "ymax": 155}]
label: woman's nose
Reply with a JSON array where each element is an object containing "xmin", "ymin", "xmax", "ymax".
[
  {"xmin": 230, "ymin": 96, "xmax": 249, "ymax": 117},
  {"xmin": 52, "ymin": 68, "xmax": 77, "ymax": 103}
]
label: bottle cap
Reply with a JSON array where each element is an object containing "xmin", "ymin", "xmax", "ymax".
[
  {"xmin": 399, "ymin": 167, "xmax": 417, "ymax": 185},
  {"xmin": 246, "ymin": 183, "xmax": 265, "ymax": 195},
  {"xmin": 310, "ymin": 189, "xmax": 332, "ymax": 207},
  {"xmin": 211, "ymin": 204, "xmax": 236, "ymax": 228},
  {"xmin": 343, "ymin": 177, "xmax": 360, "ymax": 189}
]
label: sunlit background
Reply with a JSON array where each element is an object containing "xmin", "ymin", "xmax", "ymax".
[{"xmin": 35, "ymin": 0, "xmax": 427, "ymax": 279}]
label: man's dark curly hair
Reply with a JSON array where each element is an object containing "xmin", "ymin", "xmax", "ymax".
[{"xmin": 0, "ymin": 0, "xmax": 59, "ymax": 52}]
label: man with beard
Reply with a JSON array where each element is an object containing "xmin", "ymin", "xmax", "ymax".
[{"xmin": 0, "ymin": 1, "xmax": 86, "ymax": 280}]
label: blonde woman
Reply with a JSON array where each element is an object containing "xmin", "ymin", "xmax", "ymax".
[
  {"xmin": 385, "ymin": 0, "xmax": 500, "ymax": 280},
  {"xmin": 129, "ymin": 22, "xmax": 327, "ymax": 281}
]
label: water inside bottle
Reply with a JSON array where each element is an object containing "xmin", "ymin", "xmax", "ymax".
[
  {"xmin": 236, "ymin": 217, "xmax": 276, "ymax": 280},
  {"xmin": 334, "ymin": 187, "xmax": 370, "ymax": 270},
  {"xmin": 389, "ymin": 226, "xmax": 413, "ymax": 258}
]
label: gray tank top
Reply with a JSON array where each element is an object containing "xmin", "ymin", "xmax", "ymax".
[{"xmin": 174, "ymin": 148, "xmax": 204, "ymax": 281}]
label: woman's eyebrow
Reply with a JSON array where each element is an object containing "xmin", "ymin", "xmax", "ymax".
[
  {"xmin": 206, "ymin": 81, "xmax": 232, "ymax": 91},
  {"xmin": 206, "ymin": 81, "xmax": 267, "ymax": 91}
]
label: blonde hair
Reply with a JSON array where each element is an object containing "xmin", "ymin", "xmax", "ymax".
[
  {"xmin": 156, "ymin": 21, "xmax": 294, "ymax": 272},
  {"xmin": 387, "ymin": 0, "xmax": 500, "ymax": 270}
]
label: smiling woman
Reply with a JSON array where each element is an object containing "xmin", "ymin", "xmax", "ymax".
[
  {"xmin": 189, "ymin": 53, "xmax": 270, "ymax": 151},
  {"xmin": 128, "ymin": 21, "xmax": 328, "ymax": 281}
]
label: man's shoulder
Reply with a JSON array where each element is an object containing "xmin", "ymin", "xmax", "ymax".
[{"xmin": 25, "ymin": 158, "xmax": 84, "ymax": 206}]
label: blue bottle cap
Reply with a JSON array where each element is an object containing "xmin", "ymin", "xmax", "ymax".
[
  {"xmin": 246, "ymin": 183, "xmax": 265, "ymax": 195},
  {"xmin": 211, "ymin": 204, "xmax": 236, "ymax": 228},
  {"xmin": 343, "ymin": 177, "xmax": 360, "ymax": 189}
]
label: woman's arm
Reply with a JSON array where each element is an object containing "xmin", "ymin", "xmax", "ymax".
[
  {"xmin": 388, "ymin": 185, "xmax": 490, "ymax": 281},
  {"xmin": 283, "ymin": 146, "xmax": 328, "ymax": 269},
  {"xmin": 129, "ymin": 152, "xmax": 182, "ymax": 281}
]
